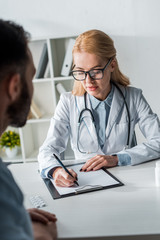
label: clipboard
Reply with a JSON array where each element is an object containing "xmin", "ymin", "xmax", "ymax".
[{"xmin": 43, "ymin": 163, "xmax": 124, "ymax": 199}]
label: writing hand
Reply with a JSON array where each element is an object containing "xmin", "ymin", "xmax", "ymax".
[{"xmin": 53, "ymin": 167, "xmax": 78, "ymax": 187}]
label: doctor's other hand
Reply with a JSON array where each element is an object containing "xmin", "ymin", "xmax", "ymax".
[
  {"xmin": 80, "ymin": 155, "xmax": 118, "ymax": 172},
  {"xmin": 52, "ymin": 167, "xmax": 78, "ymax": 187}
]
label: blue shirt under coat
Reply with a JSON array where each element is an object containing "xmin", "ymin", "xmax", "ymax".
[{"xmin": 89, "ymin": 85, "xmax": 131, "ymax": 166}]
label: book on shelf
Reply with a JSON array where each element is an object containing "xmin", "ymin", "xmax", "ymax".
[
  {"xmin": 56, "ymin": 83, "xmax": 67, "ymax": 94},
  {"xmin": 35, "ymin": 42, "xmax": 48, "ymax": 79},
  {"xmin": 30, "ymin": 100, "xmax": 42, "ymax": 119},
  {"xmin": 61, "ymin": 38, "xmax": 75, "ymax": 76}
]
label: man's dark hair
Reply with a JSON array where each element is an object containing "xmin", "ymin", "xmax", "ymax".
[{"xmin": 0, "ymin": 19, "xmax": 30, "ymax": 82}]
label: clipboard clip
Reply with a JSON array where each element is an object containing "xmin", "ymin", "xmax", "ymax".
[{"xmin": 75, "ymin": 185, "xmax": 103, "ymax": 194}]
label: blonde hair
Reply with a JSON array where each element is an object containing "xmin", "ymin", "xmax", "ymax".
[{"xmin": 72, "ymin": 29, "xmax": 130, "ymax": 96}]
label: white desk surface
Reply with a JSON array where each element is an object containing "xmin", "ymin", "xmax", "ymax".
[{"xmin": 9, "ymin": 160, "xmax": 160, "ymax": 240}]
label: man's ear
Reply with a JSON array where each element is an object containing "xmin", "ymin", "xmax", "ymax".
[{"xmin": 7, "ymin": 73, "xmax": 21, "ymax": 101}]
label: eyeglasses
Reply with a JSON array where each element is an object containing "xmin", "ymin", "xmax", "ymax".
[{"xmin": 70, "ymin": 58, "xmax": 112, "ymax": 81}]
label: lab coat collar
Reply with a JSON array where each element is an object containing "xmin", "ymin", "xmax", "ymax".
[
  {"xmin": 89, "ymin": 84, "xmax": 114, "ymax": 109},
  {"xmin": 75, "ymin": 84, "xmax": 126, "ymax": 147},
  {"xmin": 75, "ymin": 84, "xmax": 126, "ymax": 125}
]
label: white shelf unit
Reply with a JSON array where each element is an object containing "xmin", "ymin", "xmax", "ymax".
[{"xmin": 1, "ymin": 36, "xmax": 76, "ymax": 163}]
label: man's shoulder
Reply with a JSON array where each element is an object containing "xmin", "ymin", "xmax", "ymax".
[
  {"xmin": 0, "ymin": 158, "xmax": 23, "ymax": 202},
  {"xmin": 0, "ymin": 158, "xmax": 33, "ymax": 239}
]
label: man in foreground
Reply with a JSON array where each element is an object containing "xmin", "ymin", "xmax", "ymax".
[{"xmin": 0, "ymin": 19, "xmax": 57, "ymax": 239}]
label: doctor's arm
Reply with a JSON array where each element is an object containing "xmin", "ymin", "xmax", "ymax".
[
  {"xmin": 38, "ymin": 93, "xmax": 71, "ymax": 178},
  {"xmin": 81, "ymin": 90, "xmax": 160, "ymax": 170},
  {"xmin": 38, "ymin": 93, "xmax": 78, "ymax": 186},
  {"xmin": 113, "ymin": 91, "xmax": 160, "ymax": 166},
  {"xmin": 123, "ymin": 93, "xmax": 160, "ymax": 165}
]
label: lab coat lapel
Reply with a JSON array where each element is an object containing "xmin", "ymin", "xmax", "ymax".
[
  {"xmin": 105, "ymin": 86, "xmax": 125, "ymax": 139},
  {"xmin": 75, "ymin": 94, "xmax": 85, "ymax": 116}
]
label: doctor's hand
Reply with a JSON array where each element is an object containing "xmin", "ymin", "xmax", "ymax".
[
  {"xmin": 52, "ymin": 167, "xmax": 78, "ymax": 187},
  {"xmin": 80, "ymin": 155, "xmax": 118, "ymax": 172}
]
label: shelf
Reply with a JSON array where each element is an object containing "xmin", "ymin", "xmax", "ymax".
[
  {"xmin": 33, "ymin": 78, "xmax": 53, "ymax": 83},
  {"xmin": 27, "ymin": 115, "xmax": 52, "ymax": 124},
  {"xmin": 53, "ymin": 76, "xmax": 73, "ymax": 81},
  {"xmin": 1, "ymin": 152, "xmax": 23, "ymax": 163},
  {"xmin": 33, "ymin": 76, "xmax": 74, "ymax": 83}
]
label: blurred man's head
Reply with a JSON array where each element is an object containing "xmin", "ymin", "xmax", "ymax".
[{"xmin": 0, "ymin": 19, "xmax": 35, "ymax": 130}]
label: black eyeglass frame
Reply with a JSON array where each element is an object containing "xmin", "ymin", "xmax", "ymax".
[{"xmin": 70, "ymin": 57, "xmax": 113, "ymax": 81}]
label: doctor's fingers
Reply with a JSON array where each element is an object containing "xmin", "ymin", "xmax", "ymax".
[
  {"xmin": 80, "ymin": 155, "xmax": 101, "ymax": 171},
  {"xmin": 90, "ymin": 155, "xmax": 118, "ymax": 167},
  {"xmin": 54, "ymin": 176, "xmax": 75, "ymax": 187},
  {"xmin": 81, "ymin": 155, "xmax": 118, "ymax": 172},
  {"xmin": 54, "ymin": 169, "xmax": 77, "ymax": 187},
  {"xmin": 93, "ymin": 155, "xmax": 118, "ymax": 168},
  {"xmin": 84, "ymin": 157, "xmax": 107, "ymax": 171},
  {"xmin": 54, "ymin": 167, "xmax": 77, "ymax": 181},
  {"xmin": 68, "ymin": 168, "xmax": 78, "ymax": 180},
  {"xmin": 55, "ymin": 178, "xmax": 74, "ymax": 187},
  {"xmin": 61, "ymin": 168, "xmax": 78, "ymax": 181},
  {"xmin": 91, "ymin": 155, "xmax": 118, "ymax": 168}
]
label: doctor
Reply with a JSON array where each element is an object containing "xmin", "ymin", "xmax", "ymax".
[{"xmin": 38, "ymin": 29, "xmax": 160, "ymax": 187}]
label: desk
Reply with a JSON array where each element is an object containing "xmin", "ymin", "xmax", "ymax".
[{"xmin": 9, "ymin": 160, "xmax": 160, "ymax": 240}]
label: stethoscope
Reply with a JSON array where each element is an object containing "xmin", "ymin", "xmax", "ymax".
[{"xmin": 77, "ymin": 80, "xmax": 131, "ymax": 153}]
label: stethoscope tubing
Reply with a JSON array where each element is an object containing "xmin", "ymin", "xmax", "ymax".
[
  {"xmin": 78, "ymin": 92, "xmax": 95, "ymax": 123},
  {"xmin": 111, "ymin": 80, "xmax": 130, "ymax": 147},
  {"xmin": 77, "ymin": 81, "xmax": 131, "ymax": 153}
]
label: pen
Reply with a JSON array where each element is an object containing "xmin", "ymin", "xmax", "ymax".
[{"xmin": 53, "ymin": 154, "xmax": 79, "ymax": 186}]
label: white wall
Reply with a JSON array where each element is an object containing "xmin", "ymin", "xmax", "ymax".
[{"xmin": 0, "ymin": 0, "xmax": 160, "ymax": 119}]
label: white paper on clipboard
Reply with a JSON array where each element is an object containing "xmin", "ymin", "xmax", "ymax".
[{"xmin": 50, "ymin": 163, "xmax": 120, "ymax": 196}]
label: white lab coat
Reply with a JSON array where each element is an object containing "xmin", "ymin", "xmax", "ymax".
[{"xmin": 38, "ymin": 85, "xmax": 160, "ymax": 176}]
